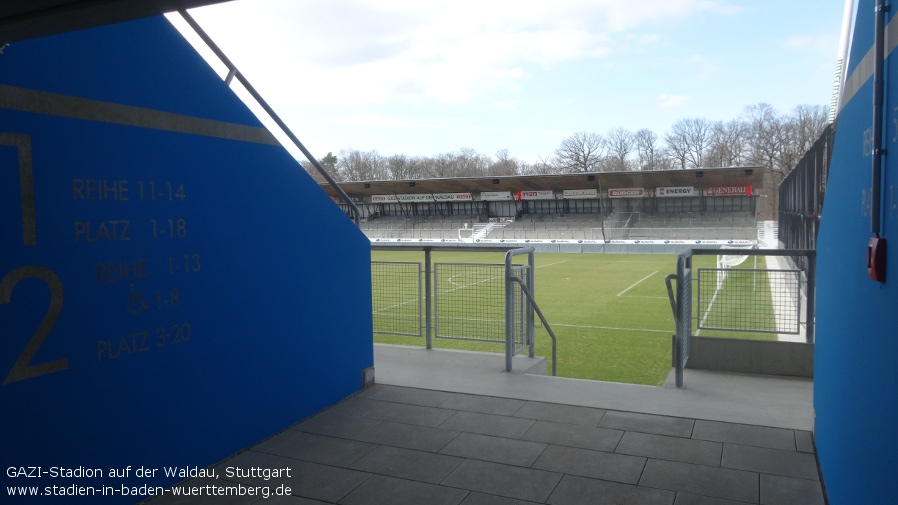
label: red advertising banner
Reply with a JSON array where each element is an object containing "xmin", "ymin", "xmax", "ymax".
[
  {"xmin": 706, "ymin": 185, "xmax": 752, "ymax": 196},
  {"xmin": 608, "ymin": 188, "xmax": 645, "ymax": 198},
  {"xmin": 517, "ymin": 190, "xmax": 555, "ymax": 200}
]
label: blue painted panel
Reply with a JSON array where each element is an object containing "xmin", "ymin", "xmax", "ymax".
[
  {"xmin": 815, "ymin": 1, "xmax": 898, "ymax": 502},
  {"xmin": 1, "ymin": 16, "xmax": 372, "ymax": 503},
  {"xmin": 845, "ymin": 0, "xmax": 874, "ymax": 76},
  {"xmin": 1, "ymin": 17, "xmax": 262, "ymax": 126}
]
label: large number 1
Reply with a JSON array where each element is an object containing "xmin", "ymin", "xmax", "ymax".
[
  {"xmin": 2, "ymin": 133, "xmax": 67, "ymax": 384},
  {"xmin": 2, "ymin": 266, "xmax": 67, "ymax": 384},
  {"xmin": 1, "ymin": 132, "xmax": 36, "ymax": 245}
]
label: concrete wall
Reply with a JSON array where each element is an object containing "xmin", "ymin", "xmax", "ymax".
[
  {"xmin": 684, "ymin": 337, "xmax": 813, "ymax": 378},
  {"xmin": 0, "ymin": 17, "xmax": 372, "ymax": 502},
  {"xmin": 814, "ymin": 1, "xmax": 898, "ymax": 502}
]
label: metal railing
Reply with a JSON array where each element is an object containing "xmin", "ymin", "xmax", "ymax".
[
  {"xmin": 371, "ymin": 245, "xmax": 556, "ymax": 375},
  {"xmin": 371, "ymin": 261, "xmax": 422, "ymax": 337},
  {"xmin": 666, "ymin": 248, "xmax": 815, "ymax": 388},
  {"xmin": 434, "ymin": 263, "xmax": 507, "ymax": 343},
  {"xmin": 177, "ymin": 10, "xmax": 360, "ymax": 225},
  {"xmin": 779, "ymin": 123, "xmax": 833, "ymax": 255},
  {"xmin": 506, "ymin": 247, "xmax": 557, "ymax": 376}
]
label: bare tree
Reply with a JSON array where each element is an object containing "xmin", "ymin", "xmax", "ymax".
[
  {"xmin": 554, "ymin": 131, "xmax": 605, "ymax": 172},
  {"xmin": 490, "ymin": 148, "xmax": 519, "ymax": 176},
  {"xmin": 791, "ymin": 104, "xmax": 829, "ymax": 153},
  {"xmin": 707, "ymin": 119, "xmax": 748, "ymax": 167},
  {"xmin": 634, "ymin": 128, "xmax": 659, "ymax": 170},
  {"xmin": 337, "ymin": 149, "xmax": 387, "ymax": 181},
  {"xmin": 300, "ymin": 152, "xmax": 335, "ymax": 182},
  {"xmin": 774, "ymin": 105, "xmax": 828, "ymax": 180},
  {"xmin": 654, "ymin": 148, "xmax": 676, "ymax": 170},
  {"xmin": 387, "ymin": 154, "xmax": 414, "ymax": 180},
  {"xmin": 406, "ymin": 156, "xmax": 429, "ymax": 180},
  {"xmin": 520, "ymin": 155, "xmax": 558, "ymax": 175},
  {"xmin": 427, "ymin": 152, "xmax": 456, "ymax": 178},
  {"xmin": 321, "ymin": 101, "xmax": 828, "ymax": 187},
  {"xmin": 603, "ymin": 128, "xmax": 635, "ymax": 171},
  {"xmin": 744, "ymin": 103, "xmax": 785, "ymax": 171},
  {"xmin": 454, "ymin": 148, "xmax": 489, "ymax": 177},
  {"xmin": 336, "ymin": 149, "xmax": 362, "ymax": 181},
  {"xmin": 664, "ymin": 126, "xmax": 690, "ymax": 169},
  {"xmin": 665, "ymin": 118, "xmax": 713, "ymax": 169}
]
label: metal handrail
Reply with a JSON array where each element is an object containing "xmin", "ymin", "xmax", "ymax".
[
  {"xmin": 509, "ymin": 276, "xmax": 557, "ymax": 376},
  {"xmin": 505, "ymin": 247, "xmax": 557, "ymax": 376},
  {"xmin": 664, "ymin": 274, "xmax": 677, "ymax": 321},
  {"xmin": 177, "ymin": 10, "xmax": 360, "ymax": 225}
]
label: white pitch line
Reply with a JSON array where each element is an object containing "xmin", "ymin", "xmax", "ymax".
[
  {"xmin": 373, "ymin": 297, "xmax": 421, "ymax": 314},
  {"xmin": 696, "ymin": 279, "xmax": 723, "ymax": 337},
  {"xmin": 617, "ymin": 271, "xmax": 659, "ymax": 297},
  {"xmin": 441, "ymin": 259, "xmax": 570, "ymax": 294},
  {"xmin": 551, "ymin": 323, "xmax": 670, "ymax": 334}
]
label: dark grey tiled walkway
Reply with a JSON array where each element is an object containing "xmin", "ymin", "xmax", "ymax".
[{"xmin": 147, "ymin": 384, "xmax": 825, "ymax": 505}]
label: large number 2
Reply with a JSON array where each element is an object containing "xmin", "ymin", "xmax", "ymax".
[
  {"xmin": 2, "ymin": 133, "xmax": 66, "ymax": 384},
  {"xmin": 2, "ymin": 266, "xmax": 67, "ymax": 384}
]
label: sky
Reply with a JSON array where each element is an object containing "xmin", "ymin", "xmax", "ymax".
[{"xmin": 168, "ymin": 0, "xmax": 850, "ymax": 164}]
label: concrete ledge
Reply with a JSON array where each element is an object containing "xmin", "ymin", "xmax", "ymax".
[
  {"xmin": 685, "ymin": 336, "xmax": 813, "ymax": 377},
  {"xmin": 374, "ymin": 344, "xmax": 814, "ymax": 430},
  {"xmin": 512, "ymin": 353, "xmax": 547, "ymax": 375}
]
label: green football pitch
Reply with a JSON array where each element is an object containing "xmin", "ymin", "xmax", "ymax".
[{"xmin": 371, "ymin": 250, "xmax": 776, "ymax": 386}]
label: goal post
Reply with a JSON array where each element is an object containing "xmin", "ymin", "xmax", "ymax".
[
  {"xmin": 715, "ymin": 244, "xmax": 755, "ymax": 291},
  {"xmin": 698, "ymin": 244, "xmax": 807, "ymax": 336}
]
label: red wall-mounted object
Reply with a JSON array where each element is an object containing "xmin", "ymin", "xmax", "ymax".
[{"xmin": 868, "ymin": 237, "xmax": 887, "ymax": 282}]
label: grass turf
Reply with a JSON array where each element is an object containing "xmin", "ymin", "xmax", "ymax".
[{"xmin": 371, "ymin": 250, "xmax": 779, "ymax": 386}]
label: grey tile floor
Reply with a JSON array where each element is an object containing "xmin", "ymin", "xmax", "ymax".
[{"xmin": 147, "ymin": 384, "xmax": 826, "ymax": 505}]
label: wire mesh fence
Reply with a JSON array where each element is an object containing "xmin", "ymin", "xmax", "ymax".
[
  {"xmin": 371, "ymin": 261, "xmax": 422, "ymax": 337},
  {"xmin": 697, "ymin": 267, "xmax": 801, "ymax": 334},
  {"xmin": 509, "ymin": 264, "xmax": 530, "ymax": 353},
  {"xmin": 434, "ymin": 263, "xmax": 507, "ymax": 342},
  {"xmin": 670, "ymin": 254, "xmax": 694, "ymax": 388}
]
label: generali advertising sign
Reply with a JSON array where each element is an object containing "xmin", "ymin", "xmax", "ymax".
[
  {"xmin": 655, "ymin": 186, "xmax": 695, "ymax": 197},
  {"xmin": 608, "ymin": 188, "xmax": 645, "ymax": 198},
  {"xmin": 562, "ymin": 189, "xmax": 597, "ymax": 199},
  {"xmin": 517, "ymin": 190, "xmax": 555, "ymax": 200},
  {"xmin": 706, "ymin": 185, "xmax": 752, "ymax": 196},
  {"xmin": 370, "ymin": 193, "xmax": 473, "ymax": 203},
  {"xmin": 480, "ymin": 191, "xmax": 513, "ymax": 201}
]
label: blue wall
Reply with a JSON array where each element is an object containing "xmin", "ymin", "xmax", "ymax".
[
  {"xmin": 0, "ymin": 16, "xmax": 372, "ymax": 502},
  {"xmin": 816, "ymin": 1, "xmax": 898, "ymax": 501}
]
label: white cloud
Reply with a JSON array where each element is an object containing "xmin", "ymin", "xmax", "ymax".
[
  {"xmin": 180, "ymin": 0, "xmax": 737, "ymax": 107},
  {"xmin": 330, "ymin": 113, "xmax": 441, "ymax": 129},
  {"xmin": 657, "ymin": 93, "xmax": 690, "ymax": 108},
  {"xmin": 784, "ymin": 33, "xmax": 839, "ymax": 51},
  {"xmin": 685, "ymin": 54, "xmax": 720, "ymax": 81}
]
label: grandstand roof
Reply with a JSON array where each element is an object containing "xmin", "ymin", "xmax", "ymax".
[
  {"xmin": 320, "ymin": 166, "xmax": 767, "ymax": 200},
  {"xmin": 1, "ymin": 1, "xmax": 232, "ymax": 43}
]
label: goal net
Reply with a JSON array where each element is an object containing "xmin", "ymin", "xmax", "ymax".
[
  {"xmin": 716, "ymin": 244, "xmax": 754, "ymax": 291},
  {"xmin": 698, "ymin": 244, "xmax": 802, "ymax": 335}
]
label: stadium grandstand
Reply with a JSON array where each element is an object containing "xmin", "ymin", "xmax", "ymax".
[{"xmin": 321, "ymin": 166, "xmax": 766, "ymax": 250}]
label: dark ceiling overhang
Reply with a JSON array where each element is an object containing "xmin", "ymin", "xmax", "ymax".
[{"xmin": 0, "ymin": 0, "xmax": 233, "ymax": 44}]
